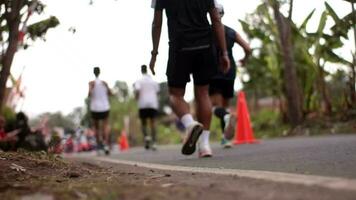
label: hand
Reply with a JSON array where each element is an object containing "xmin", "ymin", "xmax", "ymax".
[
  {"xmin": 149, "ymin": 55, "xmax": 157, "ymax": 75},
  {"xmin": 220, "ymin": 55, "xmax": 230, "ymax": 74},
  {"xmin": 239, "ymin": 56, "xmax": 249, "ymax": 66}
]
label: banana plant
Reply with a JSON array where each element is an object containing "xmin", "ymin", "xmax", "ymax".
[{"xmin": 0, "ymin": 0, "xmax": 59, "ymax": 110}]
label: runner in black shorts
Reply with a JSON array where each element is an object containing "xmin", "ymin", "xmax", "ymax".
[
  {"xmin": 134, "ymin": 65, "xmax": 160, "ymax": 150},
  {"xmin": 150, "ymin": 0, "xmax": 230, "ymax": 157},
  {"xmin": 209, "ymin": 4, "xmax": 252, "ymax": 148},
  {"xmin": 88, "ymin": 67, "xmax": 113, "ymax": 155},
  {"xmin": 91, "ymin": 111, "xmax": 109, "ymax": 121},
  {"xmin": 139, "ymin": 108, "xmax": 157, "ymax": 119}
]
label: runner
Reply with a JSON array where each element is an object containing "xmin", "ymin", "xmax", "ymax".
[
  {"xmin": 150, "ymin": 0, "xmax": 230, "ymax": 157},
  {"xmin": 134, "ymin": 65, "xmax": 160, "ymax": 151},
  {"xmin": 88, "ymin": 67, "xmax": 112, "ymax": 155},
  {"xmin": 210, "ymin": 4, "xmax": 252, "ymax": 148}
]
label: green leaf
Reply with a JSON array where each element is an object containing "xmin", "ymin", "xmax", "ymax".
[
  {"xmin": 299, "ymin": 9, "xmax": 316, "ymax": 31},
  {"xmin": 331, "ymin": 12, "xmax": 354, "ymax": 39},
  {"xmin": 325, "ymin": 2, "xmax": 341, "ymax": 23},
  {"xmin": 27, "ymin": 16, "xmax": 60, "ymax": 40},
  {"xmin": 321, "ymin": 49, "xmax": 352, "ymax": 65}
]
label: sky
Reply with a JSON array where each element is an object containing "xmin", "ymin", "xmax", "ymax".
[{"xmin": 11, "ymin": 0, "xmax": 354, "ymax": 117}]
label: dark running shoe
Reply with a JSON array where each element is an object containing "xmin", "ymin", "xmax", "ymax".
[
  {"xmin": 104, "ymin": 145, "xmax": 110, "ymax": 155},
  {"xmin": 181, "ymin": 123, "xmax": 203, "ymax": 155}
]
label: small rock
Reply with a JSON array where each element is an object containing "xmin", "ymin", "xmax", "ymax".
[
  {"xmin": 10, "ymin": 163, "xmax": 26, "ymax": 172},
  {"xmin": 161, "ymin": 183, "xmax": 174, "ymax": 188},
  {"xmin": 67, "ymin": 171, "xmax": 80, "ymax": 178},
  {"xmin": 21, "ymin": 193, "xmax": 54, "ymax": 200}
]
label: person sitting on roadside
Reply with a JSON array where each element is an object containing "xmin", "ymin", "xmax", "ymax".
[{"xmin": 0, "ymin": 115, "xmax": 19, "ymax": 151}]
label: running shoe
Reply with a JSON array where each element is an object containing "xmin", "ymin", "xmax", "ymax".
[
  {"xmin": 144, "ymin": 136, "xmax": 151, "ymax": 150},
  {"xmin": 221, "ymin": 137, "xmax": 232, "ymax": 149},
  {"xmin": 181, "ymin": 122, "xmax": 203, "ymax": 155},
  {"xmin": 151, "ymin": 143, "xmax": 158, "ymax": 151},
  {"xmin": 198, "ymin": 141, "xmax": 213, "ymax": 158},
  {"xmin": 223, "ymin": 114, "xmax": 236, "ymax": 140},
  {"xmin": 104, "ymin": 145, "xmax": 110, "ymax": 155}
]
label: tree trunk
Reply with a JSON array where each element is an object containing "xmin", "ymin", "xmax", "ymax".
[
  {"xmin": 272, "ymin": 1, "xmax": 303, "ymax": 127},
  {"xmin": 0, "ymin": 1, "xmax": 22, "ymax": 110},
  {"xmin": 350, "ymin": 2, "xmax": 356, "ymax": 107},
  {"xmin": 288, "ymin": 0, "xmax": 294, "ymax": 20},
  {"xmin": 317, "ymin": 61, "xmax": 333, "ymax": 114}
]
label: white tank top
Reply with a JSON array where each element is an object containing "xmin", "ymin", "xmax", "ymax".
[
  {"xmin": 90, "ymin": 79, "xmax": 110, "ymax": 112},
  {"xmin": 134, "ymin": 75, "xmax": 159, "ymax": 109}
]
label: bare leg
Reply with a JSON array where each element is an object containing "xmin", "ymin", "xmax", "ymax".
[
  {"xmin": 222, "ymin": 98, "xmax": 230, "ymax": 109},
  {"xmin": 149, "ymin": 118, "xmax": 157, "ymax": 143},
  {"xmin": 210, "ymin": 93, "xmax": 224, "ymax": 108},
  {"xmin": 194, "ymin": 85, "xmax": 212, "ymax": 130},
  {"xmin": 93, "ymin": 119, "xmax": 101, "ymax": 145},
  {"xmin": 102, "ymin": 118, "xmax": 110, "ymax": 146},
  {"xmin": 140, "ymin": 117, "xmax": 148, "ymax": 138},
  {"xmin": 169, "ymin": 87, "xmax": 190, "ymax": 118}
]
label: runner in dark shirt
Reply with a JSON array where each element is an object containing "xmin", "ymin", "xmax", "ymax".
[
  {"xmin": 150, "ymin": 0, "xmax": 230, "ymax": 157},
  {"xmin": 209, "ymin": 4, "xmax": 252, "ymax": 148}
]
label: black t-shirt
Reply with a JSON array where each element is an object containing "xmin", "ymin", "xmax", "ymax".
[
  {"xmin": 154, "ymin": 0, "xmax": 216, "ymax": 50},
  {"xmin": 214, "ymin": 25, "xmax": 237, "ymax": 80}
]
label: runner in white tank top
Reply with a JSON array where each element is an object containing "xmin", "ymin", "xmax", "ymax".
[
  {"xmin": 134, "ymin": 65, "xmax": 160, "ymax": 150},
  {"xmin": 90, "ymin": 79, "xmax": 110, "ymax": 112},
  {"xmin": 88, "ymin": 67, "xmax": 112, "ymax": 155}
]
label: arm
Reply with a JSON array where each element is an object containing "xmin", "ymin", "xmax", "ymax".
[
  {"xmin": 134, "ymin": 91, "xmax": 139, "ymax": 100},
  {"xmin": 104, "ymin": 82, "xmax": 113, "ymax": 96},
  {"xmin": 88, "ymin": 81, "xmax": 94, "ymax": 97},
  {"xmin": 133, "ymin": 83, "xmax": 139, "ymax": 100},
  {"xmin": 209, "ymin": 8, "xmax": 230, "ymax": 73},
  {"xmin": 235, "ymin": 32, "xmax": 252, "ymax": 66},
  {"xmin": 149, "ymin": 10, "xmax": 163, "ymax": 75}
]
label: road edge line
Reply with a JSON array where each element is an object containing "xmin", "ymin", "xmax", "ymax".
[{"xmin": 94, "ymin": 157, "xmax": 356, "ymax": 192}]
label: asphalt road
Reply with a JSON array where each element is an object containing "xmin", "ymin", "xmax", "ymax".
[{"xmin": 107, "ymin": 134, "xmax": 356, "ymax": 179}]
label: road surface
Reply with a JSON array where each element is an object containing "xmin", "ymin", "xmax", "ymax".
[{"xmin": 106, "ymin": 134, "xmax": 356, "ymax": 179}]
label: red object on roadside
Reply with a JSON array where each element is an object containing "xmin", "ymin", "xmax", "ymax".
[
  {"xmin": 234, "ymin": 91, "xmax": 259, "ymax": 145},
  {"xmin": 119, "ymin": 131, "xmax": 129, "ymax": 151}
]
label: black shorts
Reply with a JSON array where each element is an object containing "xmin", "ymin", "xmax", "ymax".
[
  {"xmin": 209, "ymin": 79, "xmax": 235, "ymax": 99},
  {"xmin": 139, "ymin": 108, "xmax": 158, "ymax": 119},
  {"xmin": 166, "ymin": 46, "xmax": 218, "ymax": 88},
  {"xmin": 91, "ymin": 111, "xmax": 109, "ymax": 120}
]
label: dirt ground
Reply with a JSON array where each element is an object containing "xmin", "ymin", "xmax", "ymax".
[{"xmin": 1, "ymin": 151, "xmax": 356, "ymax": 200}]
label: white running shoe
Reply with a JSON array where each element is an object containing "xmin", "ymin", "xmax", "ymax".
[{"xmin": 198, "ymin": 141, "xmax": 213, "ymax": 158}]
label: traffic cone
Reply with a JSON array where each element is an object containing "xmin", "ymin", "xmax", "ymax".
[
  {"xmin": 234, "ymin": 91, "xmax": 259, "ymax": 145},
  {"xmin": 119, "ymin": 130, "xmax": 130, "ymax": 151}
]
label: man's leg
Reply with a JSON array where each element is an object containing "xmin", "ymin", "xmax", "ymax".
[
  {"xmin": 102, "ymin": 117, "xmax": 111, "ymax": 154},
  {"xmin": 93, "ymin": 118, "xmax": 103, "ymax": 153},
  {"xmin": 170, "ymin": 87, "xmax": 203, "ymax": 155},
  {"xmin": 211, "ymin": 80, "xmax": 236, "ymax": 141},
  {"xmin": 195, "ymin": 85, "xmax": 213, "ymax": 157},
  {"xmin": 194, "ymin": 85, "xmax": 212, "ymax": 130},
  {"xmin": 140, "ymin": 117, "xmax": 150, "ymax": 150},
  {"xmin": 149, "ymin": 117, "xmax": 157, "ymax": 150},
  {"xmin": 169, "ymin": 87, "xmax": 189, "ymax": 118},
  {"xmin": 210, "ymin": 93, "xmax": 227, "ymax": 132}
]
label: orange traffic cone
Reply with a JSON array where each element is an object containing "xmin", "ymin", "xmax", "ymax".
[
  {"xmin": 234, "ymin": 91, "xmax": 259, "ymax": 145},
  {"xmin": 119, "ymin": 130, "xmax": 130, "ymax": 151}
]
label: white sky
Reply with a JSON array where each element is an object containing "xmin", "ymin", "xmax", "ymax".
[{"xmin": 11, "ymin": 0, "xmax": 354, "ymax": 117}]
